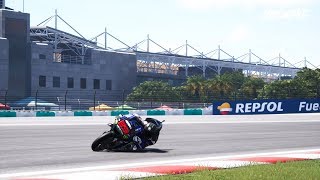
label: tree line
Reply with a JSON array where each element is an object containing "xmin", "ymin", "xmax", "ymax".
[{"xmin": 127, "ymin": 68, "xmax": 320, "ymax": 103}]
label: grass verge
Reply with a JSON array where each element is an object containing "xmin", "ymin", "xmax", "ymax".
[{"xmin": 144, "ymin": 160, "xmax": 320, "ymax": 180}]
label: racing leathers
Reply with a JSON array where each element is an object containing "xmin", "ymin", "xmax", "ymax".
[{"xmin": 117, "ymin": 114, "xmax": 159, "ymax": 151}]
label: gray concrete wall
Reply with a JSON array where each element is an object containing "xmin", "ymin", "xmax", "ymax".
[
  {"xmin": 0, "ymin": 37, "xmax": 8, "ymax": 90},
  {"xmin": 91, "ymin": 49, "xmax": 137, "ymax": 91},
  {"xmin": 0, "ymin": 10, "xmax": 30, "ymax": 41},
  {"xmin": 31, "ymin": 44, "xmax": 137, "ymax": 101},
  {"xmin": 0, "ymin": 10, "xmax": 3, "ymax": 37},
  {"xmin": 0, "ymin": 10, "xmax": 31, "ymax": 98}
]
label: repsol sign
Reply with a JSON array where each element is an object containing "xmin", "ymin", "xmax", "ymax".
[
  {"xmin": 235, "ymin": 102, "xmax": 283, "ymax": 113},
  {"xmin": 212, "ymin": 99, "xmax": 320, "ymax": 115}
]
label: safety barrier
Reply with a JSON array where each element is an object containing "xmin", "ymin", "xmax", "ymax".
[
  {"xmin": 92, "ymin": 111, "xmax": 111, "ymax": 116},
  {"xmin": 147, "ymin": 110, "xmax": 165, "ymax": 116},
  {"xmin": 36, "ymin": 111, "xmax": 55, "ymax": 117},
  {"xmin": 0, "ymin": 111, "xmax": 16, "ymax": 117},
  {"xmin": 0, "ymin": 108, "xmax": 210, "ymax": 117},
  {"xmin": 202, "ymin": 108, "xmax": 213, "ymax": 115},
  {"xmin": 184, "ymin": 109, "xmax": 203, "ymax": 115},
  {"xmin": 16, "ymin": 111, "xmax": 36, "ymax": 117},
  {"xmin": 129, "ymin": 110, "xmax": 147, "ymax": 116},
  {"xmin": 3, "ymin": 98, "xmax": 319, "ymax": 117},
  {"xmin": 74, "ymin": 111, "xmax": 92, "ymax": 116},
  {"xmin": 55, "ymin": 111, "xmax": 74, "ymax": 116},
  {"xmin": 111, "ymin": 110, "xmax": 130, "ymax": 116}
]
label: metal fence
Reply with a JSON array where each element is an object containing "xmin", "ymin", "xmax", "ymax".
[
  {"xmin": 0, "ymin": 89, "xmax": 317, "ymax": 111},
  {"xmin": 0, "ymin": 90, "xmax": 210, "ymax": 111}
]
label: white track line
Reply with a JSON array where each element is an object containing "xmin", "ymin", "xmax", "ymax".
[{"xmin": 1, "ymin": 148, "xmax": 320, "ymax": 178}]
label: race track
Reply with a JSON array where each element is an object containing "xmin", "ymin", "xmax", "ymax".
[{"xmin": 0, "ymin": 114, "xmax": 320, "ymax": 176}]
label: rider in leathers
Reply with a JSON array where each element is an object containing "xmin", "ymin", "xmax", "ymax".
[{"xmin": 116, "ymin": 114, "xmax": 161, "ymax": 151}]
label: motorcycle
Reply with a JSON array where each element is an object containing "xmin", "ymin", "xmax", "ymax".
[{"xmin": 91, "ymin": 116, "xmax": 164, "ymax": 151}]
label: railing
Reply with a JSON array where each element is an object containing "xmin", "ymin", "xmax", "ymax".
[{"xmin": 53, "ymin": 54, "xmax": 91, "ymax": 65}]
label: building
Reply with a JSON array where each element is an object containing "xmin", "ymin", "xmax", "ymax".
[{"xmin": 0, "ymin": 8, "xmax": 137, "ymax": 104}]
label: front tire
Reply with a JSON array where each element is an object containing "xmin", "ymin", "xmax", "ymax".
[{"xmin": 91, "ymin": 132, "xmax": 114, "ymax": 151}]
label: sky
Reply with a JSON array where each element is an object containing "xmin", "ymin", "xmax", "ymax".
[{"xmin": 6, "ymin": 0, "xmax": 320, "ymax": 67}]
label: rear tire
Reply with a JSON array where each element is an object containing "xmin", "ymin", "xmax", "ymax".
[{"xmin": 91, "ymin": 132, "xmax": 114, "ymax": 151}]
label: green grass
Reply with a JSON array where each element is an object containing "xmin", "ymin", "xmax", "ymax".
[{"xmin": 144, "ymin": 160, "xmax": 320, "ymax": 180}]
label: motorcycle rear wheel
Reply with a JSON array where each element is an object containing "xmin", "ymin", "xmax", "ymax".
[{"xmin": 91, "ymin": 132, "xmax": 114, "ymax": 151}]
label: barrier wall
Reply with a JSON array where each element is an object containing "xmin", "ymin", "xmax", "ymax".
[
  {"xmin": 3, "ymin": 99, "xmax": 319, "ymax": 117},
  {"xmin": 0, "ymin": 108, "xmax": 207, "ymax": 117},
  {"xmin": 212, "ymin": 99, "xmax": 320, "ymax": 115}
]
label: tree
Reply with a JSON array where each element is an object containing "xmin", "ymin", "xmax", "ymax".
[
  {"xmin": 126, "ymin": 81, "xmax": 179, "ymax": 102},
  {"xmin": 258, "ymin": 79, "xmax": 311, "ymax": 99},
  {"xmin": 206, "ymin": 75, "xmax": 233, "ymax": 100},
  {"xmin": 127, "ymin": 68, "xmax": 318, "ymax": 104},
  {"xmin": 184, "ymin": 75, "xmax": 206, "ymax": 101},
  {"xmin": 221, "ymin": 71, "xmax": 246, "ymax": 90},
  {"xmin": 172, "ymin": 86, "xmax": 187, "ymax": 102},
  {"xmin": 295, "ymin": 68, "xmax": 320, "ymax": 97},
  {"xmin": 240, "ymin": 77, "xmax": 265, "ymax": 100}
]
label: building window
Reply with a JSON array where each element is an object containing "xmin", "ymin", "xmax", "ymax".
[
  {"xmin": 106, "ymin": 80, "xmax": 112, "ymax": 90},
  {"xmin": 94, "ymin": 79, "xmax": 100, "ymax": 89},
  {"xmin": 39, "ymin": 54, "xmax": 46, "ymax": 60},
  {"xmin": 67, "ymin": 77, "xmax": 74, "ymax": 88},
  {"xmin": 53, "ymin": 76, "xmax": 60, "ymax": 88},
  {"xmin": 39, "ymin": 76, "xmax": 46, "ymax": 87},
  {"xmin": 80, "ymin": 78, "xmax": 86, "ymax": 89}
]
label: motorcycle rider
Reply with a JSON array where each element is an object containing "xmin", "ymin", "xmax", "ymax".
[{"xmin": 115, "ymin": 113, "xmax": 162, "ymax": 151}]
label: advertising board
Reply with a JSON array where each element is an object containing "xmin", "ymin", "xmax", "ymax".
[{"xmin": 212, "ymin": 99, "xmax": 320, "ymax": 115}]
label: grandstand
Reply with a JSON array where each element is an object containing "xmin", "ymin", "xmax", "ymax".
[{"xmin": 31, "ymin": 11, "xmax": 318, "ymax": 83}]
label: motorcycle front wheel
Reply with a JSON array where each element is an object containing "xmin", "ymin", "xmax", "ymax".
[{"xmin": 91, "ymin": 132, "xmax": 114, "ymax": 151}]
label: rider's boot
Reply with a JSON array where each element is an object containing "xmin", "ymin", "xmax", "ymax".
[{"xmin": 132, "ymin": 136, "xmax": 144, "ymax": 150}]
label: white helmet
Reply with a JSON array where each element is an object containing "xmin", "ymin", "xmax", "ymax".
[{"xmin": 133, "ymin": 113, "xmax": 142, "ymax": 121}]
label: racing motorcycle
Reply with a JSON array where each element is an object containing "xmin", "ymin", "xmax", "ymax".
[{"xmin": 91, "ymin": 116, "xmax": 164, "ymax": 151}]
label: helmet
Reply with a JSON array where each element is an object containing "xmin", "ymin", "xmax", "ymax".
[
  {"xmin": 133, "ymin": 113, "xmax": 142, "ymax": 121},
  {"xmin": 115, "ymin": 114, "xmax": 125, "ymax": 121},
  {"xmin": 145, "ymin": 122, "xmax": 162, "ymax": 135}
]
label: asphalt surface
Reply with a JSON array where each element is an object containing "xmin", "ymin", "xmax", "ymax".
[{"xmin": 0, "ymin": 114, "xmax": 320, "ymax": 175}]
